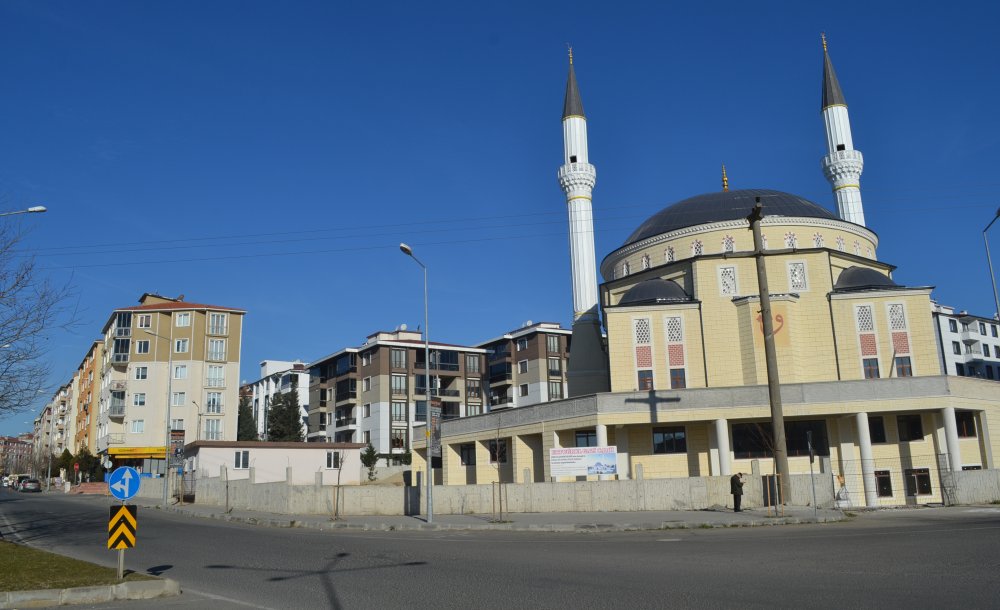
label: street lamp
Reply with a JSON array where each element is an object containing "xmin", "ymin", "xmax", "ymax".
[
  {"xmin": 0, "ymin": 206, "xmax": 46, "ymax": 217},
  {"xmin": 984, "ymin": 207, "xmax": 1000, "ymax": 321},
  {"xmin": 399, "ymin": 242, "xmax": 433, "ymax": 524},
  {"xmin": 140, "ymin": 327, "xmax": 175, "ymax": 508}
]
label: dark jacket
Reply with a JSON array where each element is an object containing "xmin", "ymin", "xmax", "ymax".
[{"xmin": 730, "ymin": 474, "xmax": 744, "ymax": 495}]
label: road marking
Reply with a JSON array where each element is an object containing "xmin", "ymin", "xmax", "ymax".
[
  {"xmin": 0, "ymin": 508, "xmax": 26, "ymax": 544},
  {"xmin": 657, "ymin": 538, "xmax": 682, "ymax": 542},
  {"xmin": 964, "ymin": 508, "xmax": 1000, "ymax": 514},
  {"xmin": 181, "ymin": 587, "xmax": 277, "ymax": 609}
]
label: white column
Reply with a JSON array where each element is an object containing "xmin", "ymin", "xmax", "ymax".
[
  {"xmin": 941, "ymin": 407, "xmax": 963, "ymax": 472},
  {"xmin": 855, "ymin": 412, "xmax": 878, "ymax": 508},
  {"xmin": 979, "ymin": 413, "xmax": 994, "ymax": 469},
  {"xmin": 615, "ymin": 425, "xmax": 630, "ymax": 480},
  {"xmin": 715, "ymin": 418, "xmax": 731, "ymax": 476},
  {"xmin": 596, "ymin": 424, "xmax": 610, "ymax": 480}
]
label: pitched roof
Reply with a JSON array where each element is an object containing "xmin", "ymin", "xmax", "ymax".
[{"xmin": 116, "ymin": 301, "xmax": 245, "ymax": 313}]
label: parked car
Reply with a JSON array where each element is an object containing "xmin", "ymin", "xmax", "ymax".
[
  {"xmin": 14, "ymin": 475, "xmax": 31, "ymax": 491},
  {"xmin": 19, "ymin": 479, "xmax": 42, "ymax": 492}
]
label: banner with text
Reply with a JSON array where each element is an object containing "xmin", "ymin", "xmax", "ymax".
[{"xmin": 549, "ymin": 446, "xmax": 618, "ymax": 477}]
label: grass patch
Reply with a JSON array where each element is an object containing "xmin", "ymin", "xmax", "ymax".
[{"xmin": 0, "ymin": 541, "xmax": 155, "ymax": 592}]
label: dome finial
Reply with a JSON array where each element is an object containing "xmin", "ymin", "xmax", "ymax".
[
  {"xmin": 821, "ymin": 32, "xmax": 827, "ymax": 53},
  {"xmin": 567, "ymin": 44, "xmax": 573, "ymax": 65},
  {"xmin": 721, "ymin": 164, "xmax": 729, "ymax": 192}
]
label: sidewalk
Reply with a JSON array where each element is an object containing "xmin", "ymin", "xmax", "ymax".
[{"xmin": 133, "ymin": 498, "xmax": 846, "ymax": 532}]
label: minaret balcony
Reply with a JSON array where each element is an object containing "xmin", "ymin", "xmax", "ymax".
[
  {"xmin": 558, "ymin": 162, "xmax": 597, "ymax": 191},
  {"xmin": 821, "ymin": 149, "xmax": 864, "ymax": 179}
]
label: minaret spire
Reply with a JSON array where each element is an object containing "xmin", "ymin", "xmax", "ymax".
[
  {"xmin": 557, "ymin": 49, "xmax": 610, "ymax": 397},
  {"xmin": 721, "ymin": 164, "xmax": 729, "ymax": 192},
  {"xmin": 819, "ymin": 34, "xmax": 866, "ymax": 227}
]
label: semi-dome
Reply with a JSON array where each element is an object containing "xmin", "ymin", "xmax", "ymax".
[
  {"xmin": 834, "ymin": 266, "xmax": 899, "ymax": 292},
  {"xmin": 618, "ymin": 278, "xmax": 691, "ymax": 306},
  {"xmin": 623, "ymin": 189, "xmax": 839, "ymax": 247}
]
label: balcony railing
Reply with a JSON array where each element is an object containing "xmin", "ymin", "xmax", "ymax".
[
  {"xmin": 115, "ymin": 327, "xmax": 131, "ymax": 337},
  {"xmin": 108, "ymin": 405, "xmax": 126, "ymax": 418},
  {"xmin": 207, "ymin": 351, "xmax": 226, "ymax": 362},
  {"xmin": 112, "ymin": 353, "xmax": 129, "ymax": 364},
  {"xmin": 206, "ymin": 378, "xmax": 225, "ymax": 388},
  {"xmin": 97, "ymin": 433, "xmax": 126, "ymax": 452},
  {"xmin": 208, "ymin": 324, "xmax": 228, "ymax": 335},
  {"xmin": 335, "ymin": 418, "xmax": 357, "ymax": 427},
  {"xmin": 110, "ymin": 380, "xmax": 127, "ymax": 391},
  {"xmin": 490, "ymin": 396, "xmax": 514, "ymax": 406},
  {"xmin": 438, "ymin": 389, "xmax": 460, "ymax": 397}
]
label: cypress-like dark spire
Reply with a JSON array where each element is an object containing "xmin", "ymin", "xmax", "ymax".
[
  {"xmin": 821, "ymin": 33, "xmax": 847, "ymax": 109},
  {"xmin": 562, "ymin": 47, "xmax": 585, "ymax": 119}
]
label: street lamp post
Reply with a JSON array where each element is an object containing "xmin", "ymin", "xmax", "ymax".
[
  {"xmin": 984, "ymin": 207, "xmax": 1000, "ymax": 321},
  {"xmin": 45, "ymin": 404, "xmax": 55, "ymax": 491},
  {"xmin": 141, "ymin": 327, "xmax": 174, "ymax": 508},
  {"xmin": 0, "ymin": 206, "xmax": 46, "ymax": 217},
  {"xmin": 399, "ymin": 242, "xmax": 433, "ymax": 524}
]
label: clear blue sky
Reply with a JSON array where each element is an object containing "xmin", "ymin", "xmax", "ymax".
[{"xmin": 2, "ymin": 1, "xmax": 999, "ymax": 436}]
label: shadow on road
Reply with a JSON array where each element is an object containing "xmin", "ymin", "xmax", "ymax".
[{"xmin": 205, "ymin": 552, "xmax": 428, "ymax": 609}]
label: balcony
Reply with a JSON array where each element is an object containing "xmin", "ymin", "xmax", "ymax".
[
  {"xmin": 110, "ymin": 380, "xmax": 127, "ymax": 391},
  {"xmin": 206, "ymin": 378, "xmax": 225, "ymax": 388},
  {"xmin": 114, "ymin": 327, "xmax": 131, "ymax": 338},
  {"xmin": 208, "ymin": 324, "xmax": 228, "ymax": 336},
  {"xmin": 490, "ymin": 395, "xmax": 514, "ymax": 407},
  {"xmin": 111, "ymin": 353, "xmax": 129, "ymax": 365},
  {"xmin": 97, "ymin": 433, "xmax": 125, "ymax": 452},
  {"xmin": 108, "ymin": 405, "xmax": 126, "ymax": 418},
  {"xmin": 335, "ymin": 418, "xmax": 357, "ymax": 427}
]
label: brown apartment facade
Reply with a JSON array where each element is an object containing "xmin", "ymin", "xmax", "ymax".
[{"xmin": 478, "ymin": 322, "xmax": 572, "ymax": 409}]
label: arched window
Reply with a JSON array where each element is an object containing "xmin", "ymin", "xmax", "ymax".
[
  {"xmin": 836, "ymin": 236, "xmax": 845, "ymax": 251},
  {"xmin": 813, "ymin": 233, "xmax": 824, "ymax": 248},
  {"xmin": 784, "ymin": 232, "xmax": 797, "ymax": 248},
  {"xmin": 665, "ymin": 247, "xmax": 675, "ymax": 263},
  {"xmin": 722, "ymin": 235, "xmax": 735, "ymax": 253},
  {"xmin": 641, "ymin": 254, "xmax": 650, "ymax": 270},
  {"xmin": 622, "ymin": 261, "xmax": 630, "ymax": 276},
  {"xmin": 692, "ymin": 240, "xmax": 703, "ymax": 257}
]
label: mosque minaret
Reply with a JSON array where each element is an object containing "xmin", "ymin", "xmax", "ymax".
[
  {"xmin": 820, "ymin": 33, "xmax": 866, "ymax": 227},
  {"xmin": 558, "ymin": 49, "xmax": 610, "ymax": 397}
]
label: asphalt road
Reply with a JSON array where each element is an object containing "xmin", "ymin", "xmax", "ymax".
[{"xmin": 2, "ymin": 488, "xmax": 999, "ymax": 609}]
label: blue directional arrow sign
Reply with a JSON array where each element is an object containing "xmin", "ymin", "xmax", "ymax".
[{"xmin": 108, "ymin": 466, "xmax": 140, "ymax": 501}]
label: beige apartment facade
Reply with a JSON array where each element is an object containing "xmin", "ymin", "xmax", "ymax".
[
  {"xmin": 477, "ymin": 322, "xmax": 571, "ymax": 409},
  {"xmin": 96, "ymin": 293, "xmax": 245, "ymax": 475}
]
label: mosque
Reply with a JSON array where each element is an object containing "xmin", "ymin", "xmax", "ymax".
[{"xmin": 413, "ymin": 39, "xmax": 999, "ymax": 508}]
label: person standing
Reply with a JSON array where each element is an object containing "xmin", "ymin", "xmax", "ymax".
[{"xmin": 731, "ymin": 472, "xmax": 745, "ymax": 512}]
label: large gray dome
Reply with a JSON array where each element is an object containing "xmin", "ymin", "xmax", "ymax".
[
  {"xmin": 623, "ymin": 189, "xmax": 839, "ymax": 247},
  {"xmin": 618, "ymin": 278, "xmax": 691, "ymax": 306}
]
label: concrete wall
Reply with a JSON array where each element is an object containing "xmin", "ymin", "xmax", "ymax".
[
  {"xmin": 951, "ymin": 469, "xmax": 1000, "ymax": 505},
  {"xmin": 191, "ymin": 469, "xmax": 836, "ymax": 516}
]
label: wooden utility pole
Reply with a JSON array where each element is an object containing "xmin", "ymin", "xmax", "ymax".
[{"xmin": 747, "ymin": 198, "xmax": 790, "ymax": 502}]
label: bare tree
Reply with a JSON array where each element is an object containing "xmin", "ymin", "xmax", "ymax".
[{"xmin": 0, "ymin": 220, "xmax": 73, "ymax": 417}]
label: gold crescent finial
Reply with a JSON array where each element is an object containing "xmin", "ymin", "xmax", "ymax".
[
  {"xmin": 821, "ymin": 32, "xmax": 827, "ymax": 53},
  {"xmin": 567, "ymin": 44, "xmax": 573, "ymax": 65},
  {"xmin": 722, "ymin": 164, "xmax": 729, "ymax": 192}
]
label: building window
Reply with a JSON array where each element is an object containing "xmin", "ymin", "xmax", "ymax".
[
  {"xmin": 130, "ymin": 420, "xmax": 144, "ymax": 434},
  {"xmin": 652, "ymin": 426, "xmax": 687, "ymax": 454},
  {"xmin": 722, "ymin": 235, "xmax": 734, "ymax": 253},
  {"xmin": 548, "ymin": 380, "xmax": 563, "ymax": 399},
  {"xmin": 784, "ymin": 232, "xmax": 797, "ymax": 248},
  {"xmin": 391, "ymin": 401, "xmax": 406, "ymax": 422},
  {"xmin": 665, "ymin": 246, "xmax": 675, "ymax": 263},
  {"xmin": 856, "ymin": 305, "xmax": 874, "ymax": 332},
  {"xmin": 516, "ymin": 337, "xmax": 528, "ymax": 352},
  {"xmin": 360, "ymin": 351, "xmax": 372, "ymax": 367},
  {"xmin": 459, "ymin": 443, "xmax": 476, "ymax": 466},
  {"xmin": 206, "ymin": 392, "xmax": 223, "ymax": 414},
  {"xmin": 904, "ymin": 468, "xmax": 932, "ymax": 496},
  {"xmin": 719, "ymin": 266, "xmax": 738, "ymax": 296},
  {"xmin": 875, "ymin": 470, "xmax": 893, "ymax": 497},
  {"xmin": 137, "ymin": 314, "xmax": 151, "ymax": 328},
  {"xmin": 956, "ymin": 411, "xmax": 976, "ymax": 438},
  {"xmin": 207, "ymin": 365, "xmax": 224, "ymax": 388},
  {"xmin": 171, "ymin": 392, "xmax": 186, "ymax": 407},
  {"xmin": 518, "ymin": 360, "xmax": 528, "ymax": 374},
  {"xmin": 956, "ymin": 363, "xmax": 965, "ymax": 376},
  {"xmin": 390, "ymin": 375, "xmax": 407, "ymax": 395},
  {"xmin": 176, "ymin": 312, "xmax": 191, "ymax": 327},
  {"xmin": 326, "ymin": 451, "xmax": 341, "ymax": 469},
  {"xmin": 173, "ymin": 365, "xmax": 188, "ymax": 379},
  {"xmin": 788, "ymin": 262, "xmax": 807, "ymax": 291},
  {"xmin": 547, "ymin": 335, "xmax": 560, "ymax": 353},
  {"xmin": 813, "ymin": 233, "xmax": 824, "ymax": 248},
  {"xmin": 641, "ymin": 254, "xmax": 651, "ymax": 269},
  {"xmin": 897, "ymin": 414, "xmax": 924, "ymax": 442},
  {"xmin": 362, "ymin": 377, "xmax": 371, "ymax": 392},
  {"xmin": 466, "ymin": 378, "xmax": 481, "ymax": 399},
  {"xmin": 894, "ymin": 356, "xmax": 912, "ymax": 377},
  {"xmin": 363, "ymin": 431, "xmax": 370, "ymax": 444},
  {"xmin": 132, "ymin": 393, "xmax": 145, "ymax": 407},
  {"xmin": 390, "ymin": 429, "xmax": 406, "ymax": 450},
  {"xmin": 391, "ymin": 349, "xmax": 407, "ymax": 369},
  {"xmin": 980, "ymin": 322, "xmax": 987, "ymax": 335},
  {"xmin": 204, "ymin": 419, "xmax": 221, "ymax": 440},
  {"xmin": 175, "ymin": 338, "xmax": 189, "ymax": 354},
  {"xmin": 621, "ymin": 261, "xmax": 630, "ymax": 277},
  {"xmin": 952, "ymin": 341, "xmax": 961, "ymax": 355},
  {"xmin": 171, "ymin": 418, "xmax": 184, "ymax": 431},
  {"xmin": 207, "ymin": 339, "xmax": 226, "ymax": 361},
  {"xmin": 135, "ymin": 340, "xmax": 150, "ymax": 354},
  {"xmin": 836, "ymin": 236, "xmax": 845, "ymax": 251},
  {"xmin": 863, "ymin": 358, "xmax": 880, "ymax": 379},
  {"xmin": 547, "ymin": 357, "xmax": 561, "ymax": 376},
  {"xmin": 948, "ymin": 319, "xmax": 958, "ymax": 333},
  {"xmin": 732, "ymin": 423, "xmax": 773, "ymax": 459},
  {"xmin": 638, "ymin": 370, "xmax": 653, "ymax": 390},
  {"xmin": 466, "ymin": 354, "xmax": 481, "ymax": 373},
  {"xmin": 519, "ymin": 384, "xmax": 528, "ymax": 397},
  {"xmin": 669, "ymin": 369, "xmax": 686, "ymax": 389},
  {"xmin": 235, "ymin": 450, "xmax": 249, "ymax": 469},
  {"xmin": 466, "ymin": 403, "xmax": 482, "ymax": 416},
  {"xmin": 575, "ymin": 430, "xmax": 597, "ymax": 447},
  {"xmin": 134, "ymin": 366, "xmax": 148, "ymax": 380},
  {"xmin": 363, "ymin": 404, "xmax": 371, "ymax": 418},
  {"xmin": 993, "ymin": 325, "xmax": 998, "ymax": 338},
  {"xmin": 785, "ymin": 420, "xmax": 830, "ymax": 457},
  {"xmin": 868, "ymin": 416, "xmax": 887, "ymax": 443},
  {"xmin": 488, "ymin": 439, "xmax": 508, "ymax": 463},
  {"xmin": 691, "ymin": 240, "xmax": 703, "ymax": 256},
  {"xmin": 208, "ymin": 312, "xmax": 228, "ymax": 335}
]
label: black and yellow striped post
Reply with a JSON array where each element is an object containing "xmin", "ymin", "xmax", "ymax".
[{"xmin": 108, "ymin": 504, "xmax": 137, "ymax": 579}]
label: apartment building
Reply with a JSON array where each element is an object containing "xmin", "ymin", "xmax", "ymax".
[
  {"xmin": 32, "ymin": 386, "xmax": 70, "ymax": 468},
  {"xmin": 477, "ymin": 322, "xmax": 572, "ymax": 408},
  {"xmin": 71, "ymin": 340, "xmax": 104, "ymax": 455},
  {"xmin": 242, "ymin": 360, "xmax": 310, "ymax": 440},
  {"xmin": 932, "ymin": 301, "xmax": 1000, "ymax": 380},
  {"xmin": 96, "ymin": 293, "xmax": 245, "ymax": 475},
  {"xmin": 1, "ymin": 435, "xmax": 32, "ymax": 475},
  {"xmin": 308, "ymin": 328, "xmax": 487, "ymax": 455}
]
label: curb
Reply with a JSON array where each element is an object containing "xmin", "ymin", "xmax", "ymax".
[
  {"xmin": 162, "ymin": 505, "xmax": 845, "ymax": 533},
  {"xmin": 0, "ymin": 578, "xmax": 180, "ymax": 609}
]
